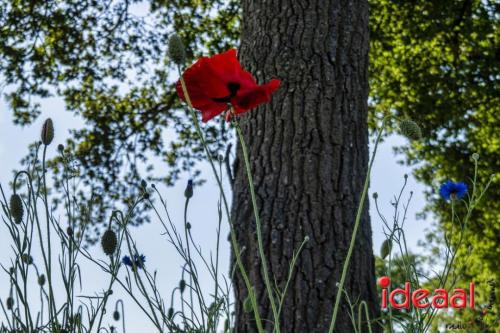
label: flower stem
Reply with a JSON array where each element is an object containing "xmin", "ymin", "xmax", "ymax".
[
  {"xmin": 233, "ymin": 120, "xmax": 280, "ymax": 332},
  {"xmin": 178, "ymin": 71, "xmax": 265, "ymax": 333},
  {"xmin": 328, "ymin": 117, "xmax": 388, "ymax": 333}
]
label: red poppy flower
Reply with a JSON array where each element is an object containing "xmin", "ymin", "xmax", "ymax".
[{"xmin": 176, "ymin": 49, "xmax": 281, "ymax": 122}]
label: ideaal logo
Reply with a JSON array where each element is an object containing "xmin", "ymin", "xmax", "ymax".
[
  {"xmin": 378, "ymin": 277, "xmax": 498, "ymax": 330},
  {"xmin": 377, "ymin": 276, "xmax": 475, "ymax": 309}
]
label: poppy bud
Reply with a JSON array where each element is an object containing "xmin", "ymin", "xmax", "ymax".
[
  {"xmin": 57, "ymin": 144, "xmax": 64, "ymax": 152},
  {"xmin": 101, "ymin": 229, "xmax": 118, "ymax": 256},
  {"xmin": 38, "ymin": 274, "xmax": 46, "ymax": 286},
  {"xmin": 243, "ymin": 295, "xmax": 253, "ymax": 313},
  {"xmin": 140, "ymin": 179, "xmax": 148, "ymax": 189},
  {"xmin": 168, "ymin": 34, "xmax": 186, "ymax": 65},
  {"xmin": 398, "ymin": 119, "xmax": 421, "ymax": 141},
  {"xmin": 9, "ymin": 194, "xmax": 23, "ymax": 224},
  {"xmin": 372, "ymin": 192, "xmax": 378, "ymax": 199},
  {"xmin": 113, "ymin": 310, "xmax": 120, "ymax": 321},
  {"xmin": 6, "ymin": 297, "xmax": 14, "ymax": 310},
  {"xmin": 184, "ymin": 179, "xmax": 193, "ymax": 199},
  {"xmin": 21, "ymin": 254, "xmax": 33, "ymax": 265},
  {"xmin": 380, "ymin": 239, "xmax": 392, "ymax": 259},
  {"xmin": 41, "ymin": 118, "xmax": 54, "ymax": 146},
  {"xmin": 167, "ymin": 307, "xmax": 174, "ymax": 319},
  {"xmin": 179, "ymin": 279, "xmax": 186, "ymax": 293},
  {"xmin": 186, "ymin": 222, "xmax": 191, "ymax": 230}
]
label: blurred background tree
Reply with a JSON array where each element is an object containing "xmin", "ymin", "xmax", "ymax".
[{"xmin": 1, "ymin": 0, "xmax": 498, "ymax": 328}]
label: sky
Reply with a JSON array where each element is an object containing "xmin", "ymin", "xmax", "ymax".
[{"xmin": 0, "ymin": 94, "xmax": 433, "ymax": 331}]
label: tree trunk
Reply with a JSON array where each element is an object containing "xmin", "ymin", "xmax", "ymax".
[{"xmin": 231, "ymin": 0, "xmax": 379, "ymax": 332}]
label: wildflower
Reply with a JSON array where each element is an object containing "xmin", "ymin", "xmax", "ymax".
[
  {"xmin": 122, "ymin": 254, "xmax": 146, "ymax": 270},
  {"xmin": 439, "ymin": 181, "xmax": 468, "ymax": 200},
  {"xmin": 176, "ymin": 49, "xmax": 281, "ymax": 122},
  {"xmin": 41, "ymin": 118, "xmax": 54, "ymax": 145},
  {"xmin": 101, "ymin": 229, "xmax": 118, "ymax": 256}
]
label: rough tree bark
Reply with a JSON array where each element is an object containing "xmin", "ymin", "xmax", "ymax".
[{"xmin": 231, "ymin": 0, "xmax": 379, "ymax": 332}]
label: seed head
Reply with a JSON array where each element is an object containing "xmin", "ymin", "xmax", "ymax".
[
  {"xmin": 398, "ymin": 119, "xmax": 422, "ymax": 141},
  {"xmin": 101, "ymin": 229, "xmax": 118, "ymax": 256},
  {"xmin": 9, "ymin": 194, "xmax": 24, "ymax": 224},
  {"xmin": 41, "ymin": 118, "xmax": 54, "ymax": 145},
  {"xmin": 168, "ymin": 34, "xmax": 186, "ymax": 65}
]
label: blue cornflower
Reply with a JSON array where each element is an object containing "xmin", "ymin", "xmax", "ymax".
[
  {"xmin": 122, "ymin": 254, "xmax": 146, "ymax": 270},
  {"xmin": 439, "ymin": 181, "xmax": 468, "ymax": 200}
]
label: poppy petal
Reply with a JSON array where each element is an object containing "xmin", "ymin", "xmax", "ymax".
[{"xmin": 233, "ymin": 79, "xmax": 281, "ymax": 112}]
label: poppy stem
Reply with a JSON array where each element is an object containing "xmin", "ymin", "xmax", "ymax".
[
  {"xmin": 177, "ymin": 71, "xmax": 265, "ymax": 333},
  {"xmin": 233, "ymin": 118, "xmax": 281, "ymax": 332},
  {"xmin": 328, "ymin": 116, "xmax": 390, "ymax": 333}
]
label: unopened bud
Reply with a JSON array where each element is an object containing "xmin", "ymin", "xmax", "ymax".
[
  {"xmin": 41, "ymin": 118, "xmax": 54, "ymax": 145},
  {"xmin": 184, "ymin": 179, "xmax": 193, "ymax": 199},
  {"xmin": 380, "ymin": 239, "xmax": 392, "ymax": 259},
  {"xmin": 101, "ymin": 229, "xmax": 118, "ymax": 256},
  {"xmin": 113, "ymin": 310, "xmax": 120, "ymax": 321},
  {"xmin": 179, "ymin": 279, "xmax": 186, "ymax": 293},
  {"xmin": 38, "ymin": 274, "xmax": 46, "ymax": 286},
  {"xmin": 168, "ymin": 34, "xmax": 186, "ymax": 65},
  {"xmin": 398, "ymin": 119, "xmax": 422, "ymax": 141},
  {"xmin": 9, "ymin": 194, "xmax": 24, "ymax": 224},
  {"xmin": 6, "ymin": 297, "xmax": 14, "ymax": 310}
]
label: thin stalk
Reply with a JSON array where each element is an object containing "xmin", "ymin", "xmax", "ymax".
[
  {"xmin": 178, "ymin": 70, "xmax": 265, "ymax": 333},
  {"xmin": 328, "ymin": 117, "xmax": 388, "ymax": 333},
  {"xmin": 233, "ymin": 119, "xmax": 280, "ymax": 332}
]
